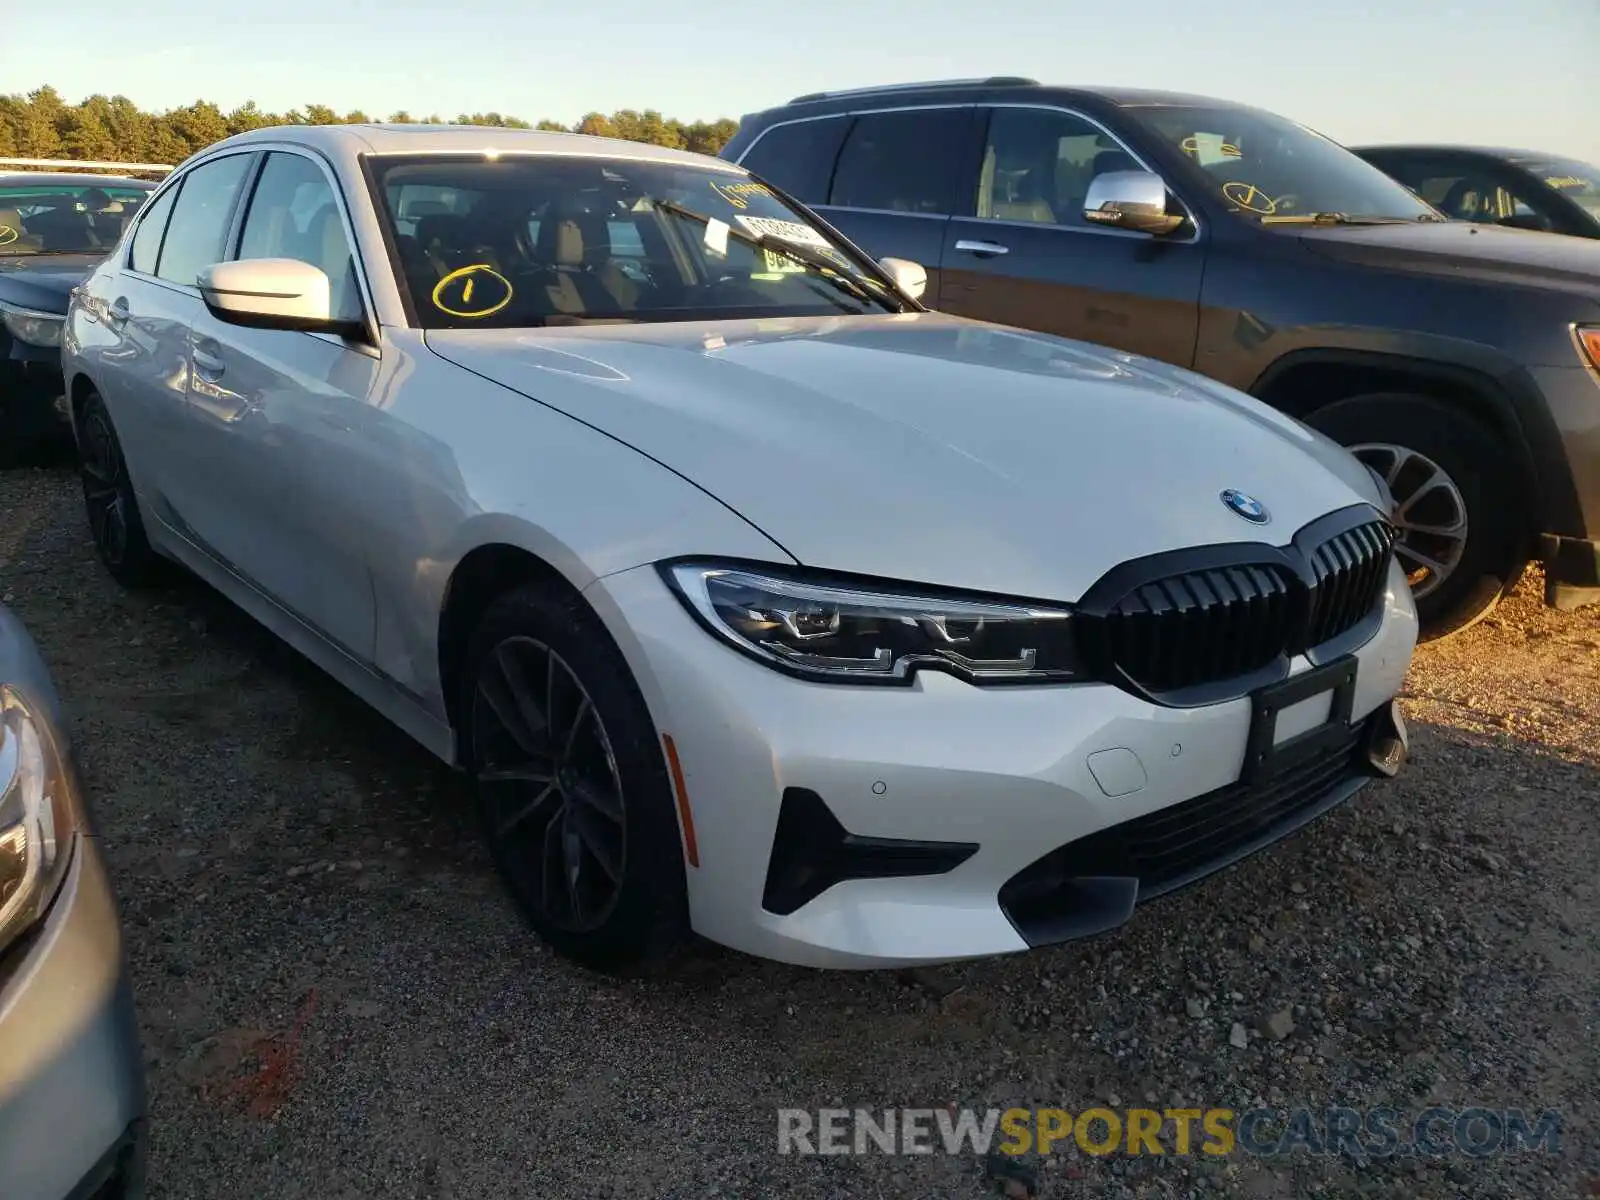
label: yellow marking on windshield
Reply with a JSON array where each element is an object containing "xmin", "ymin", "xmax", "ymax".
[
  {"xmin": 1182, "ymin": 136, "xmax": 1242, "ymax": 159},
  {"xmin": 0, "ymin": 226, "xmax": 16, "ymax": 246},
  {"xmin": 1222, "ymin": 181, "xmax": 1278, "ymax": 214},
  {"xmin": 431, "ymin": 264, "xmax": 512, "ymax": 319},
  {"xmin": 709, "ymin": 180, "xmax": 774, "ymax": 210},
  {"xmin": 1547, "ymin": 176, "xmax": 1591, "ymax": 190}
]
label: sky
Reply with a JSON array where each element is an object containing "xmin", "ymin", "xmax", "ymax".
[{"xmin": 5, "ymin": 0, "xmax": 1598, "ymax": 162}]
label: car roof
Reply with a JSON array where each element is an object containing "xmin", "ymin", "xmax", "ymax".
[
  {"xmin": 204, "ymin": 123, "xmax": 745, "ymax": 172},
  {"xmin": 767, "ymin": 78, "xmax": 1257, "ymax": 114},
  {"xmin": 1350, "ymin": 144, "xmax": 1560, "ymax": 162},
  {"xmin": 0, "ymin": 172, "xmax": 156, "ymax": 190}
]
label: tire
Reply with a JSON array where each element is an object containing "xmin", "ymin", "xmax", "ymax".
[
  {"xmin": 459, "ymin": 582, "xmax": 689, "ymax": 973},
  {"xmin": 77, "ymin": 390, "xmax": 164, "ymax": 588},
  {"xmin": 1303, "ymin": 392, "xmax": 1520, "ymax": 639}
]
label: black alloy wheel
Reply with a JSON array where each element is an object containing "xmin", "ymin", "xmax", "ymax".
[{"xmin": 471, "ymin": 634, "xmax": 628, "ymax": 934}]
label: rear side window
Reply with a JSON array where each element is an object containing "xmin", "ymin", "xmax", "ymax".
[
  {"xmin": 739, "ymin": 117, "xmax": 848, "ymax": 204},
  {"xmin": 128, "ymin": 184, "xmax": 178, "ymax": 274},
  {"xmin": 828, "ymin": 110, "xmax": 968, "ymax": 215},
  {"xmin": 156, "ymin": 153, "xmax": 254, "ymax": 287}
]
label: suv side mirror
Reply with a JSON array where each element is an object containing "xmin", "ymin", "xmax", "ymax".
[
  {"xmin": 1083, "ymin": 170, "xmax": 1186, "ymax": 236},
  {"xmin": 197, "ymin": 258, "xmax": 361, "ymax": 337},
  {"xmin": 878, "ymin": 256, "xmax": 927, "ymax": 301}
]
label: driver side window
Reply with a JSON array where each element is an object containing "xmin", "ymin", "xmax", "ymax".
[
  {"xmin": 976, "ymin": 108, "xmax": 1132, "ymax": 228},
  {"xmin": 236, "ymin": 152, "xmax": 364, "ymax": 322}
]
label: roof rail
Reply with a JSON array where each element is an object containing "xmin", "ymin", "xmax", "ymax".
[
  {"xmin": 0, "ymin": 156, "xmax": 175, "ymax": 175},
  {"xmin": 788, "ymin": 77, "xmax": 1038, "ymax": 104}
]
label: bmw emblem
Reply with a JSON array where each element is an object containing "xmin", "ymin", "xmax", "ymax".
[{"xmin": 1221, "ymin": 489, "xmax": 1270, "ymax": 524}]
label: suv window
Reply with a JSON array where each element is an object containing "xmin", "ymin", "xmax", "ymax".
[
  {"xmin": 156, "ymin": 153, "xmax": 254, "ymax": 286},
  {"xmin": 128, "ymin": 184, "xmax": 178, "ymax": 274},
  {"xmin": 238, "ymin": 152, "xmax": 363, "ymax": 321},
  {"xmin": 739, "ymin": 117, "xmax": 848, "ymax": 205},
  {"xmin": 977, "ymin": 108, "xmax": 1134, "ymax": 227},
  {"xmin": 828, "ymin": 110, "xmax": 967, "ymax": 215}
]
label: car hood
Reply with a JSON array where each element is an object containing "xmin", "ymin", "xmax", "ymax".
[
  {"xmin": 0, "ymin": 253, "xmax": 103, "ymax": 312},
  {"xmin": 1296, "ymin": 220, "xmax": 1600, "ymax": 301},
  {"xmin": 426, "ymin": 314, "xmax": 1381, "ymax": 601}
]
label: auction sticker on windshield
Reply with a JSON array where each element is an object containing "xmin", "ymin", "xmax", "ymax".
[{"xmin": 733, "ymin": 215, "xmax": 832, "ymax": 247}]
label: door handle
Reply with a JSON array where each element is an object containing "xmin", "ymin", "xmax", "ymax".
[
  {"xmin": 954, "ymin": 239, "xmax": 1010, "ymax": 257},
  {"xmin": 192, "ymin": 342, "xmax": 226, "ymax": 381},
  {"xmin": 106, "ymin": 296, "xmax": 130, "ymax": 327}
]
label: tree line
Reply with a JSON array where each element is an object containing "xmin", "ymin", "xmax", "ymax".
[{"xmin": 0, "ymin": 86, "xmax": 741, "ymax": 168}]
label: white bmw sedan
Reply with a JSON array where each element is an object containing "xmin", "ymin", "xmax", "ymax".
[{"xmin": 63, "ymin": 124, "xmax": 1417, "ymax": 971}]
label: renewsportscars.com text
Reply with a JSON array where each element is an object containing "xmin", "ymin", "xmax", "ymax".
[{"xmin": 777, "ymin": 1106, "xmax": 1562, "ymax": 1159}]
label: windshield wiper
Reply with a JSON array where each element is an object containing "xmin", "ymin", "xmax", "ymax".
[
  {"xmin": 2, "ymin": 247, "xmax": 103, "ymax": 258},
  {"xmin": 1258, "ymin": 212, "xmax": 1413, "ymax": 226},
  {"xmin": 752, "ymin": 234, "xmax": 884, "ymax": 309},
  {"xmin": 652, "ymin": 199, "xmax": 900, "ymax": 311}
]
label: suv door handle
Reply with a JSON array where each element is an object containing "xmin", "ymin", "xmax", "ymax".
[{"xmin": 954, "ymin": 239, "xmax": 1009, "ymax": 257}]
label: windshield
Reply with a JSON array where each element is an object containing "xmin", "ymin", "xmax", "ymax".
[
  {"xmin": 372, "ymin": 155, "xmax": 909, "ymax": 328},
  {"xmin": 0, "ymin": 181, "xmax": 152, "ymax": 256},
  {"xmin": 1510, "ymin": 154, "xmax": 1600, "ymax": 225},
  {"xmin": 1124, "ymin": 105, "xmax": 1439, "ymax": 224}
]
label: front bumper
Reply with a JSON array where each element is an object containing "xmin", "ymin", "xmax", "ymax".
[
  {"xmin": 1530, "ymin": 364, "xmax": 1600, "ymax": 609},
  {"xmin": 585, "ymin": 558, "xmax": 1419, "ymax": 969},
  {"xmin": 0, "ymin": 837, "xmax": 148, "ymax": 1200}
]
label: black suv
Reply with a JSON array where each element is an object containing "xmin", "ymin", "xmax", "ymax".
[{"xmin": 721, "ymin": 79, "xmax": 1600, "ymax": 635}]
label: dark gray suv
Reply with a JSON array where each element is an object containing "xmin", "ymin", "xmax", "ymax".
[{"xmin": 721, "ymin": 78, "xmax": 1600, "ymax": 636}]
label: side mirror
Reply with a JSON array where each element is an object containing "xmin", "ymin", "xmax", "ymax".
[
  {"xmin": 196, "ymin": 258, "xmax": 359, "ymax": 336},
  {"xmin": 1083, "ymin": 170, "xmax": 1186, "ymax": 236},
  {"xmin": 878, "ymin": 256, "xmax": 927, "ymax": 302}
]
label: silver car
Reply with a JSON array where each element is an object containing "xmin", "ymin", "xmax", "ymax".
[
  {"xmin": 0, "ymin": 603, "xmax": 147, "ymax": 1198},
  {"xmin": 62, "ymin": 124, "xmax": 1414, "ymax": 971}
]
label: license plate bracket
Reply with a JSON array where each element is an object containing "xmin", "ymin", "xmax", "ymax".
[{"xmin": 1243, "ymin": 657, "xmax": 1358, "ymax": 784}]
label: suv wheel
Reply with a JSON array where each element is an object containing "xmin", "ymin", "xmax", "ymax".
[
  {"xmin": 1304, "ymin": 393, "xmax": 1520, "ymax": 639},
  {"xmin": 459, "ymin": 582, "xmax": 689, "ymax": 973}
]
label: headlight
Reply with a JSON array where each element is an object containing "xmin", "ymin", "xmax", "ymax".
[
  {"xmin": 663, "ymin": 563, "xmax": 1082, "ymax": 684},
  {"xmin": 1, "ymin": 306, "xmax": 64, "ymax": 349},
  {"xmin": 1575, "ymin": 325, "xmax": 1600, "ymax": 372},
  {"xmin": 0, "ymin": 686, "xmax": 77, "ymax": 954}
]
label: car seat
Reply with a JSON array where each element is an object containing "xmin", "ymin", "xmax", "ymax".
[{"xmin": 532, "ymin": 209, "xmax": 639, "ymax": 314}]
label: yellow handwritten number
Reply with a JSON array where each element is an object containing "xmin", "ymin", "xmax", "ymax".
[
  {"xmin": 431, "ymin": 264, "xmax": 512, "ymax": 319},
  {"xmin": 0, "ymin": 226, "xmax": 17, "ymax": 247}
]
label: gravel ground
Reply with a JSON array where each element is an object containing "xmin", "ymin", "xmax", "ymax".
[{"xmin": 2, "ymin": 461, "xmax": 1597, "ymax": 1200}]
